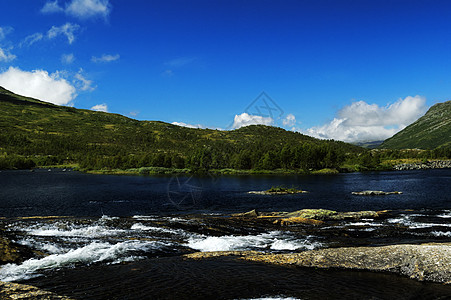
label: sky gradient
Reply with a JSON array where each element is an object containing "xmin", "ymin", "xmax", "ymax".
[{"xmin": 1, "ymin": 0, "xmax": 451, "ymax": 142}]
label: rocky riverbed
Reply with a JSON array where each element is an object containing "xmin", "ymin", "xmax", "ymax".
[
  {"xmin": 1, "ymin": 208, "xmax": 451, "ymax": 298},
  {"xmin": 394, "ymin": 160, "xmax": 451, "ymax": 170}
]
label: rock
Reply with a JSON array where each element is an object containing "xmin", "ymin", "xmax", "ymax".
[
  {"xmin": 185, "ymin": 243, "xmax": 451, "ymax": 284},
  {"xmin": 273, "ymin": 217, "xmax": 324, "ymax": 226},
  {"xmin": 0, "ymin": 281, "xmax": 74, "ymax": 299},
  {"xmin": 248, "ymin": 190, "xmax": 308, "ymax": 195},
  {"xmin": 231, "ymin": 209, "xmax": 260, "ymax": 218},
  {"xmin": 285, "ymin": 209, "xmax": 337, "ymax": 220},
  {"xmin": 352, "ymin": 190, "xmax": 402, "ymax": 195},
  {"xmin": 394, "ymin": 160, "xmax": 451, "ymax": 171},
  {"xmin": 231, "ymin": 209, "xmax": 381, "ymax": 223},
  {"xmin": 0, "ymin": 236, "xmax": 35, "ymax": 265}
]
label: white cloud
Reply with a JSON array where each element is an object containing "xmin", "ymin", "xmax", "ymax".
[
  {"xmin": 61, "ymin": 53, "xmax": 75, "ymax": 64},
  {"xmin": 282, "ymin": 113, "xmax": 296, "ymax": 127},
  {"xmin": 42, "ymin": 0, "xmax": 111, "ymax": 20},
  {"xmin": 172, "ymin": 121, "xmax": 205, "ymax": 129},
  {"xmin": 0, "ymin": 26, "xmax": 13, "ymax": 41},
  {"xmin": 91, "ymin": 103, "xmax": 108, "ymax": 112},
  {"xmin": 67, "ymin": 0, "xmax": 111, "ymax": 20},
  {"xmin": 232, "ymin": 113, "xmax": 274, "ymax": 129},
  {"xmin": 0, "ymin": 47, "xmax": 16, "ymax": 62},
  {"xmin": 0, "ymin": 67, "xmax": 77, "ymax": 105},
  {"xmin": 20, "ymin": 33, "xmax": 44, "ymax": 47},
  {"xmin": 47, "ymin": 23, "xmax": 80, "ymax": 44},
  {"xmin": 303, "ymin": 96, "xmax": 427, "ymax": 142},
  {"xmin": 91, "ymin": 54, "xmax": 120, "ymax": 63},
  {"xmin": 41, "ymin": 0, "xmax": 64, "ymax": 13},
  {"xmin": 74, "ymin": 70, "xmax": 95, "ymax": 91}
]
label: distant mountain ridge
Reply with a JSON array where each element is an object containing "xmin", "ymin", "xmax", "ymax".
[{"xmin": 380, "ymin": 101, "xmax": 451, "ymax": 149}]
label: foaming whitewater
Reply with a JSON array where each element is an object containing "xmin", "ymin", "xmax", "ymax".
[
  {"xmin": 0, "ymin": 240, "xmax": 171, "ymax": 282},
  {"xmin": 186, "ymin": 231, "xmax": 322, "ymax": 252},
  {"xmin": 2, "ymin": 208, "xmax": 451, "ymax": 285}
]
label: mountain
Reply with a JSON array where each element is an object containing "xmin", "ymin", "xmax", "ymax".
[
  {"xmin": 380, "ymin": 101, "xmax": 451, "ymax": 150},
  {"xmin": 353, "ymin": 140, "xmax": 384, "ymax": 149},
  {"xmin": 0, "ymin": 87, "xmax": 364, "ymax": 171}
]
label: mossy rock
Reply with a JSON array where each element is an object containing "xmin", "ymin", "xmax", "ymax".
[{"xmin": 285, "ymin": 209, "xmax": 338, "ymax": 220}]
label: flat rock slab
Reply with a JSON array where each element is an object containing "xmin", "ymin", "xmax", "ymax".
[
  {"xmin": 352, "ymin": 190, "xmax": 402, "ymax": 195},
  {"xmin": 186, "ymin": 243, "xmax": 451, "ymax": 284},
  {"xmin": 0, "ymin": 281, "xmax": 73, "ymax": 299}
]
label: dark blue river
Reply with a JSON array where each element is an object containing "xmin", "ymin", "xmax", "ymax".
[
  {"xmin": 0, "ymin": 168, "xmax": 450, "ymax": 217},
  {"xmin": 0, "ymin": 169, "xmax": 450, "ymax": 299}
]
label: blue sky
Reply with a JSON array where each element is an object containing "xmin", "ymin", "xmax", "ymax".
[{"xmin": 1, "ymin": 0, "xmax": 451, "ymax": 142}]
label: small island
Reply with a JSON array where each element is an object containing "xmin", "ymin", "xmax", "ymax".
[
  {"xmin": 248, "ymin": 186, "xmax": 308, "ymax": 195},
  {"xmin": 352, "ymin": 190, "xmax": 403, "ymax": 195}
]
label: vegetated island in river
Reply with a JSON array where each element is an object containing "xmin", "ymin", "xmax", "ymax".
[{"xmin": 248, "ymin": 186, "xmax": 308, "ymax": 195}]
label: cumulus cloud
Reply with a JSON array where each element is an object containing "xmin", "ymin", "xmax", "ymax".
[
  {"xmin": 61, "ymin": 53, "xmax": 75, "ymax": 64},
  {"xmin": 20, "ymin": 33, "xmax": 44, "ymax": 47},
  {"xmin": 41, "ymin": 0, "xmax": 111, "ymax": 20},
  {"xmin": 171, "ymin": 121, "xmax": 205, "ymax": 129},
  {"xmin": 0, "ymin": 67, "xmax": 77, "ymax": 105},
  {"xmin": 282, "ymin": 113, "xmax": 296, "ymax": 127},
  {"xmin": 0, "ymin": 47, "xmax": 16, "ymax": 62},
  {"xmin": 47, "ymin": 23, "xmax": 80, "ymax": 44},
  {"xmin": 232, "ymin": 113, "xmax": 274, "ymax": 129},
  {"xmin": 303, "ymin": 96, "xmax": 427, "ymax": 142},
  {"xmin": 91, "ymin": 103, "xmax": 108, "ymax": 112},
  {"xmin": 91, "ymin": 54, "xmax": 120, "ymax": 63}
]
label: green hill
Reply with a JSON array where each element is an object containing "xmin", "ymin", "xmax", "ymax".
[
  {"xmin": 380, "ymin": 101, "xmax": 451, "ymax": 150},
  {"xmin": 0, "ymin": 87, "xmax": 364, "ymax": 172}
]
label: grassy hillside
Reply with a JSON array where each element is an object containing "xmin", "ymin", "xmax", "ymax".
[
  {"xmin": 380, "ymin": 101, "xmax": 451, "ymax": 150},
  {"xmin": 0, "ymin": 87, "xmax": 366, "ymax": 172}
]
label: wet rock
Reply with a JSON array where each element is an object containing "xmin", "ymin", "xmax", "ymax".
[
  {"xmin": 185, "ymin": 243, "xmax": 451, "ymax": 284},
  {"xmin": 0, "ymin": 281, "xmax": 74, "ymax": 299},
  {"xmin": 232, "ymin": 209, "xmax": 259, "ymax": 218},
  {"xmin": 0, "ymin": 235, "xmax": 35, "ymax": 265},
  {"xmin": 352, "ymin": 191, "xmax": 402, "ymax": 195},
  {"xmin": 232, "ymin": 209, "xmax": 381, "ymax": 223},
  {"xmin": 273, "ymin": 217, "xmax": 324, "ymax": 226}
]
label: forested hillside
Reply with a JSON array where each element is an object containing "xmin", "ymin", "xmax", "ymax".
[
  {"xmin": 1, "ymin": 87, "xmax": 449, "ymax": 173},
  {"xmin": 380, "ymin": 101, "xmax": 451, "ymax": 149}
]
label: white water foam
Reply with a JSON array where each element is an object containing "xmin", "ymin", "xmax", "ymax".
[
  {"xmin": 131, "ymin": 223, "xmax": 186, "ymax": 235},
  {"xmin": 186, "ymin": 232, "xmax": 321, "ymax": 252},
  {"xmin": 25, "ymin": 224, "xmax": 127, "ymax": 238},
  {"xmin": 387, "ymin": 215, "xmax": 451, "ymax": 229},
  {"xmin": 15, "ymin": 238, "xmax": 68, "ymax": 254},
  {"xmin": 240, "ymin": 297, "xmax": 301, "ymax": 300},
  {"xmin": 132, "ymin": 215, "xmax": 192, "ymax": 223},
  {"xmin": 0, "ymin": 240, "xmax": 170, "ymax": 282},
  {"xmin": 431, "ymin": 231, "xmax": 451, "ymax": 237},
  {"xmin": 438, "ymin": 211, "xmax": 451, "ymax": 218}
]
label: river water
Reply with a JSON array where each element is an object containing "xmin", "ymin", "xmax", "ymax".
[{"xmin": 0, "ymin": 169, "xmax": 450, "ymax": 299}]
